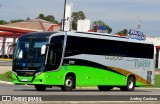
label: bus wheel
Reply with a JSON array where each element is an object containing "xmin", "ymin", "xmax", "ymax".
[
  {"xmin": 120, "ymin": 77, "xmax": 135, "ymax": 91},
  {"xmin": 61, "ymin": 76, "xmax": 75, "ymax": 91},
  {"xmin": 35, "ymin": 85, "xmax": 46, "ymax": 91},
  {"xmin": 98, "ymin": 86, "xmax": 113, "ymax": 91}
]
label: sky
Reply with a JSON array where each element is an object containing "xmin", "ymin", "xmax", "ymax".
[{"xmin": 0, "ymin": 0, "xmax": 160, "ymax": 37}]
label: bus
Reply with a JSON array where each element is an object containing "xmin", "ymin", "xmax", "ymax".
[{"xmin": 12, "ymin": 31, "xmax": 156, "ymax": 91}]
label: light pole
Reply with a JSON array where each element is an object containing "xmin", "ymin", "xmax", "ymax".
[{"xmin": 63, "ymin": 0, "xmax": 67, "ymax": 31}]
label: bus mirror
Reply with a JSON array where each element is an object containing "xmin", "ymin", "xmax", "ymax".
[{"xmin": 41, "ymin": 45, "xmax": 46, "ymax": 55}]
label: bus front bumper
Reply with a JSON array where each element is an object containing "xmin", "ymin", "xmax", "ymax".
[{"xmin": 12, "ymin": 72, "xmax": 46, "ymax": 85}]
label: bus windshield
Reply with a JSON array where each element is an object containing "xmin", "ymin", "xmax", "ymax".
[{"xmin": 13, "ymin": 37, "xmax": 48, "ymax": 69}]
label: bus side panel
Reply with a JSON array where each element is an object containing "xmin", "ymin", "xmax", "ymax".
[
  {"xmin": 65, "ymin": 65, "xmax": 127, "ymax": 86},
  {"xmin": 12, "ymin": 65, "xmax": 147, "ymax": 87}
]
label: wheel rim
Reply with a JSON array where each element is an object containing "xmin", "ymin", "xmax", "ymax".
[
  {"xmin": 128, "ymin": 79, "xmax": 134, "ymax": 89},
  {"xmin": 65, "ymin": 78, "xmax": 73, "ymax": 87}
]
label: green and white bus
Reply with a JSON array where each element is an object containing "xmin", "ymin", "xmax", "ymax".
[{"xmin": 12, "ymin": 31, "xmax": 156, "ymax": 91}]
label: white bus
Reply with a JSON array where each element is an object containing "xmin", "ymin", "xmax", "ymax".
[{"xmin": 12, "ymin": 31, "xmax": 156, "ymax": 91}]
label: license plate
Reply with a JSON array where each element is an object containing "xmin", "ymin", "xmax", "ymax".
[{"xmin": 22, "ymin": 78, "xmax": 28, "ymax": 81}]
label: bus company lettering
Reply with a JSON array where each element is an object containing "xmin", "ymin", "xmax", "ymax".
[
  {"xmin": 134, "ymin": 59, "xmax": 150, "ymax": 68},
  {"xmin": 69, "ymin": 60, "xmax": 75, "ymax": 64},
  {"xmin": 105, "ymin": 55, "xmax": 123, "ymax": 61}
]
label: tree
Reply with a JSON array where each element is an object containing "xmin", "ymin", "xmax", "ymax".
[
  {"xmin": 92, "ymin": 20, "xmax": 112, "ymax": 33},
  {"xmin": 116, "ymin": 29, "xmax": 128, "ymax": 36},
  {"xmin": 37, "ymin": 14, "xmax": 58, "ymax": 23},
  {"xmin": 46, "ymin": 15, "xmax": 58, "ymax": 23},
  {"xmin": 0, "ymin": 20, "xmax": 7, "ymax": 25},
  {"xmin": 26, "ymin": 17, "xmax": 30, "ymax": 21},
  {"xmin": 10, "ymin": 19, "xmax": 24, "ymax": 23},
  {"xmin": 71, "ymin": 11, "xmax": 86, "ymax": 30},
  {"xmin": 38, "ymin": 14, "xmax": 45, "ymax": 19}
]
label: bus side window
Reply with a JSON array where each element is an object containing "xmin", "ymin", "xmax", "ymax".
[
  {"xmin": 48, "ymin": 49, "xmax": 56, "ymax": 65},
  {"xmin": 46, "ymin": 35, "xmax": 64, "ymax": 71}
]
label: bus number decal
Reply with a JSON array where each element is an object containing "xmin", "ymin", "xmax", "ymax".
[
  {"xmin": 69, "ymin": 60, "xmax": 75, "ymax": 65},
  {"xmin": 105, "ymin": 55, "xmax": 123, "ymax": 61}
]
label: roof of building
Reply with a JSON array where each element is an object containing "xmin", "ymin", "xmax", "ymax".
[
  {"xmin": 0, "ymin": 19, "xmax": 61, "ymax": 37},
  {"xmin": 146, "ymin": 37, "xmax": 160, "ymax": 47},
  {"xmin": 4, "ymin": 19, "xmax": 60, "ymax": 32}
]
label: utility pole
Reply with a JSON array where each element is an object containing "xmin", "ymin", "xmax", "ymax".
[
  {"xmin": 137, "ymin": 16, "xmax": 142, "ymax": 31},
  {"xmin": 62, "ymin": 0, "xmax": 67, "ymax": 31}
]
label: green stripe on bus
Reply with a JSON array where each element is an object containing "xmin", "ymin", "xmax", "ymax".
[{"xmin": 12, "ymin": 65, "xmax": 145, "ymax": 86}]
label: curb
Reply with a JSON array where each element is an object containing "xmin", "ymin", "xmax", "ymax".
[
  {"xmin": 0, "ymin": 59, "xmax": 12, "ymax": 61},
  {"xmin": 0, "ymin": 80, "xmax": 160, "ymax": 90},
  {"xmin": 77, "ymin": 87, "xmax": 160, "ymax": 90}
]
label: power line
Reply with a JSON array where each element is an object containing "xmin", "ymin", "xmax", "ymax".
[{"xmin": 137, "ymin": 16, "xmax": 142, "ymax": 31}]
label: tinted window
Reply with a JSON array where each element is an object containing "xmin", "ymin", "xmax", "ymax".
[
  {"xmin": 47, "ymin": 35, "xmax": 64, "ymax": 70},
  {"xmin": 65, "ymin": 36, "xmax": 154, "ymax": 59}
]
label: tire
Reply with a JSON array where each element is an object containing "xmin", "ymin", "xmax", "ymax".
[
  {"xmin": 98, "ymin": 86, "xmax": 113, "ymax": 91},
  {"xmin": 120, "ymin": 77, "xmax": 135, "ymax": 91},
  {"xmin": 35, "ymin": 85, "xmax": 46, "ymax": 91},
  {"xmin": 61, "ymin": 76, "xmax": 75, "ymax": 91}
]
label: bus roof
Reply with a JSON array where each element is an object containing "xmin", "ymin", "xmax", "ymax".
[
  {"xmin": 67, "ymin": 31, "xmax": 154, "ymax": 45},
  {"xmin": 18, "ymin": 31, "xmax": 154, "ymax": 45},
  {"xmin": 19, "ymin": 32, "xmax": 57, "ymax": 39}
]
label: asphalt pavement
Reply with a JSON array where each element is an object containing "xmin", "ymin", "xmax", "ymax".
[
  {"xmin": 0, "ymin": 83, "xmax": 160, "ymax": 103},
  {"xmin": 0, "ymin": 59, "xmax": 12, "ymax": 66},
  {"xmin": 0, "ymin": 59, "xmax": 12, "ymax": 74},
  {"xmin": 1, "ymin": 59, "xmax": 160, "ymax": 103}
]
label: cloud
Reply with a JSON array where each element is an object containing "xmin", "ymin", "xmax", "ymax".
[
  {"xmin": 0, "ymin": 0, "xmax": 159, "ymax": 36},
  {"xmin": 72, "ymin": 0, "xmax": 160, "ymax": 21},
  {"xmin": 0, "ymin": 0, "xmax": 64, "ymax": 20},
  {"xmin": 71, "ymin": 0, "xmax": 160, "ymax": 36}
]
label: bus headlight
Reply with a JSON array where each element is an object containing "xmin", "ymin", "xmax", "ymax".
[
  {"xmin": 35, "ymin": 72, "xmax": 43, "ymax": 76},
  {"xmin": 12, "ymin": 71, "xmax": 17, "ymax": 76}
]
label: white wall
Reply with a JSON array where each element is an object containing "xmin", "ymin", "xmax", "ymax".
[
  {"xmin": 77, "ymin": 19, "xmax": 90, "ymax": 32},
  {"xmin": 0, "ymin": 38, "xmax": 17, "ymax": 56}
]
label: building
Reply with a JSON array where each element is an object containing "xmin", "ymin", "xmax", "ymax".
[
  {"xmin": 0, "ymin": 19, "xmax": 61, "ymax": 58},
  {"xmin": 146, "ymin": 37, "xmax": 160, "ymax": 68},
  {"xmin": 77, "ymin": 19, "xmax": 90, "ymax": 32},
  {"xmin": 4, "ymin": 19, "xmax": 60, "ymax": 32}
]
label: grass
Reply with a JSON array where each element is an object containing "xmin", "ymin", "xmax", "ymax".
[
  {"xmin": 0, "ymin": 71, "xmax": 160, "ymax": 88},
  {"xmin": 152, "ymin": 74, "xmax": 160, "ymax": 87},
  {"xmin": 0, "ymin": 71, "xmax": 12, "ymax": 82}
]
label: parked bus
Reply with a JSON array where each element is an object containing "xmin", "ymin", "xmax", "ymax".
[{"xmin": 12, "ymin": 31, "xmax": 156, "ymax": 91}]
